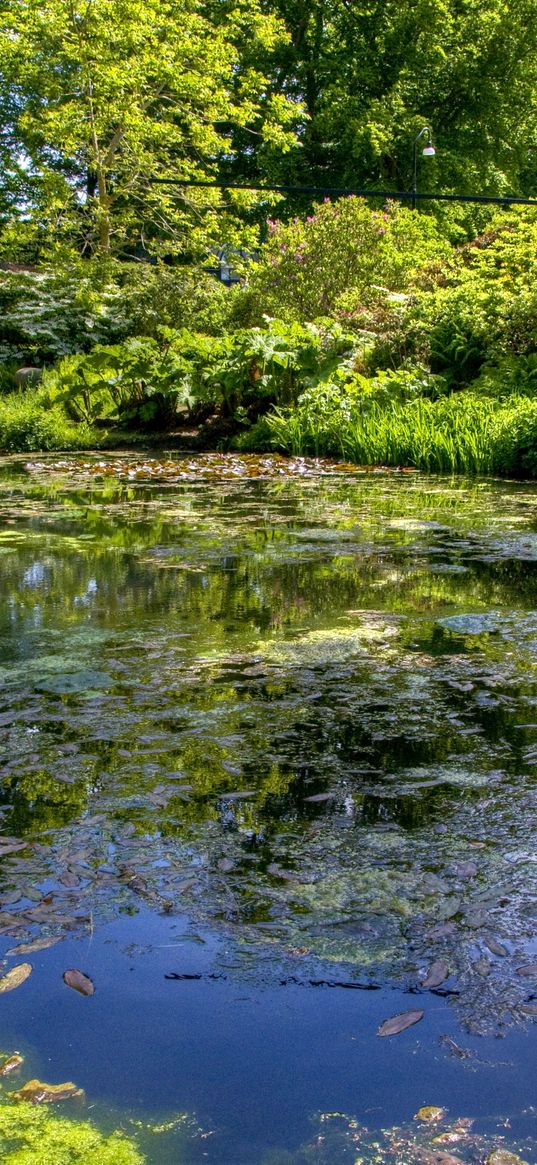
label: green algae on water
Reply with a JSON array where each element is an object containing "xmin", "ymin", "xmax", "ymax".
[{"xmin": 0, "ymin": 1100, "xmax": 144, "ymax": 1165}]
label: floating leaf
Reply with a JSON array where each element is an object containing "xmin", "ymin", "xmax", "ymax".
[
  {"xmin": 441, "ymin": 1036, "xmax": 473, "ymax": 1061},
  {"xmin": 0, "ymin": 1052, "xmax": 23, "ymax": 1075},
  {"xmin": 519, "ymin": 1002, "xmax": 537, "ymax": 1016},
  {"xmin": 487, "ymin": 1153, "xmax": 529, "ymax": 1165},
  {"xmin": 421, "ymin": 960, "xmax": 449, "ymax": 989},
  {"xmin": 63, "ymin": 968, "xmax": 94, "ymax": 996},
  {"xmin": 11, "ymin": 1078, "xmax": 84, "ymax": 1103},
  {"xmin": 35, "ymin": 670, "xmax": 113, "ymax": 695},
  {"xmin": 485, "ymin": 938, "xmax": 508, "ymax": 958},
  {"xmin": 378, "ymin": 1008, "xmax": 424, "ymax": 1037},
  {"xmin": 454, "ymin": 861, "xmax": 477, "ymax": 879},
  {"xmin": 0, "ymin": 840, "xmax": 27, "ymax": 857},
  {"xmin": 266, "ymin": 863, "xmax": 298, "ymax": 881},
  {"xmin": 417, "ymin": 1150, "xmax": 464, "ymax": 1165},
  {"xmin": 6, "ymin": 937, "xmax": 60, "ymax": 956},
  {"xmin": 119, "ymin": 865, "xmax": 147, "ymax": 889},
  {"xmin": 414, "ymin": 1106, "xmax": 445, "ymax": 1122},
  {"xmin": 439, "ymin": 613, "xmax": 501, "ymax": 636},
  {"xmin": 0, "ymin": 963, "xmax": 32, "ymax": 993},
  {"xmin": 430, "ymin": 922, "xmax": 457, "ymax": 939}
]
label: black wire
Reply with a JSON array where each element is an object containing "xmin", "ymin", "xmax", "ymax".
[{"xmin": 147, "ymin": 178, "xmax": 537, "ymax": 207}]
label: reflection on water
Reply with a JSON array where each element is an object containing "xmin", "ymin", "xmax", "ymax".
[{"xmin": 1, "ymin": 455, "xmax": 537, "ymax": 1161}]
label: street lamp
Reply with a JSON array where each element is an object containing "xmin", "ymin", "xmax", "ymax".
[{"xmin": 412, "ymin": 126, "xmax": 436, "ymax": 209}]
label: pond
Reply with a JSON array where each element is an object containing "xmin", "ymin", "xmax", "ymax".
[{"xmin": 0, "ymin": 452, "xmax": 537, "ymax": 1164}]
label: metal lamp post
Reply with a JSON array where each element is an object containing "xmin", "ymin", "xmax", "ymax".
[{"xmin": 412, "ymin": 126, "xmax": 436, "ymax": 209}]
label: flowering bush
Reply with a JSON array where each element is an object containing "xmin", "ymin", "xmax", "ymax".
[{"xmin": 246, "ymin": 198, "xmax": 450, "ymax": 321}]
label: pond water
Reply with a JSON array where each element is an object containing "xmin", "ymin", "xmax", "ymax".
[{"xmin": 1, "ymin": 453, "xmax": 537, "ymax": 1164}]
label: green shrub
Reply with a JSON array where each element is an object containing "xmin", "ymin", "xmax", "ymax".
[
  {"xmin": 208, "ymin": 320, "xmax": 354, "ymax": 419},
  {"xmin": 43, "ymin": 321, "xmax": 356, "ymax": 431},
  {"xmin": 119, "ymin": 264, "xmax": 233, "ymax": 338},
  {"xmin": 0, "ymin": 361, "xmax": 21, "ymax": 393},
  {"xmin": 43, "ymin": 335, "xmax": 197, "ymax": 429},
  {"xmin": 404, "ymin": 277, "xmax": 495, "ymax": 387},
  {"xmin": 245, "ymin": 199, "xmax": 451, "ymax": 323},
  {"xmin": 0, "ymin": 389, "xmax": 98, "ymax": 451},
  {"xmin": 332, "ymin": 287, "xmax": 414, "ymax": 370},
  {"xmin": 0, "ymin": 261, "xmax": 232, "ymax": 369},
  {"xmin": 491, "ymin": 397, "xmax": 537, "ymax": 475},
  {"xmin": 0, "ymin": 263, "xmax": 126, "ymax": 366},
  {"xmin": 471, "ymin": 355, "xmax": 537, "ymax": 399},
  {"xmin": 405, "ymin": 207, "xmax": 537, "ymax": 384}
]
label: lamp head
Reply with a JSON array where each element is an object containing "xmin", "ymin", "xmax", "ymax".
[{"xmin": 422, "ymin": 143, "xmax": 436, "ymax": 156}]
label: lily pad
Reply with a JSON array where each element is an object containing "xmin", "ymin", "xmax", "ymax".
[
  {"xmin": 378, "ymin": 1009, "xmax": 424, "ymax": 1037},
  {"xmin": 438, "ymin": 614, "xmax": 502, "ymax": 636},
  {"xmin": 63, "ymin": 969, "xmax": 95, "ymax": 997},
  {"xmin": 421, "ymin": 961, "xmax": 449, "ymax": 989},
  {"xmin": 414, "ymin": 1107, "xmax": 445, "ymax": 1122},
  {"xmin": 487, "ymin": 1153, "xmax": 529, "ymax": 1165},
  {"xmin": 35, "ymin": 671, "xmax": 113, "ymax": 695}
]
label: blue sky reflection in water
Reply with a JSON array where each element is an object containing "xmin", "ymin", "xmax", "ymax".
[{"xmin": 0, "ymin": 455, "xmax": 537, "ymax": 1163}]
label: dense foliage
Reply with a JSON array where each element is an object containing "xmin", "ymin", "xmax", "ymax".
[
  {"xmin": 2, "ymin": 0, "xmax": 537, "ymax": 473},
  {"xmin": 3, "ymin": 198, "xmax": 537, "ymax": 475},
  {"xmin": 0, "ymin": 0, "xmax": 299, "ymax": 258},
  {"xmin": 2, "ymin": 0, "xmax": 537, "ymax": 261},
  {"xmin": 263, "ymin": 0, "xmax": 537, "ymax": 198}
]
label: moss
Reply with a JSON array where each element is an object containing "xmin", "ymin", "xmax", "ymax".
[{"xmin": 0, "ymin": 1100, "xmax": 144, "ymax": 1165}]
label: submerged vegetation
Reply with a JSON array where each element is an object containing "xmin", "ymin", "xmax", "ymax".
[
  {"xmin": 0, "ymin": 1100, "xmax": 144, "ymax": 1165},
  {"xmin": 1, "ymin": 457, "xmax": 537, "ymax": 1157},
  {"xmin": 0, "ymin": 1087, "xmax": 532, "ymax": 1165},
  {"xmin": 1, "ymin": 459, "xmax": 537, "ymax": 1031}
]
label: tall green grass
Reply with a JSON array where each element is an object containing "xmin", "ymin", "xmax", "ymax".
[
  {"xmin": 0, "ymin": 388, "xmax": 100, "ymax": 452},
  {"xmin": 265, "ymin": 393, "xmax": 537, "ymax": 475}
]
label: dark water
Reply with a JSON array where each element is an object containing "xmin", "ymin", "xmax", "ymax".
[{"xmin": 1, "ymin": 454, "xmax": 537, "ymax": 1164}]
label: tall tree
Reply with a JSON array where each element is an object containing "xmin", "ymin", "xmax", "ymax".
[
  {"xmin": 0, "ymin": 0, "xmax": 300, "ymax": 257},
  {"xmin": 252, "ymin": 0, "xmax": 537, "ymax": 199}
]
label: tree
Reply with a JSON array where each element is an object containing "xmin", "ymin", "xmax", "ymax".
[
  {"xmin": 248, "ymin": 0, "xmax": 537, "ymax": 200},
  {"xmin": 0, "ymin": 0, "xmax": 300, "ymax": 258}
]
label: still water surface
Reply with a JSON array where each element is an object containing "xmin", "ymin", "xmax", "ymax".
[{"xmin": 1, "ymin": 454, "xmax": 537, "ymax": 1163}]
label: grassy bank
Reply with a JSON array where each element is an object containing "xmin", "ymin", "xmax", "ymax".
[
  {"xmin": 261, "ymin": 393, "xmax": 537, "ymax": 476},
  {"xmin": 3, "ymin": 380, "xmax": 537, "ymax": 479}
]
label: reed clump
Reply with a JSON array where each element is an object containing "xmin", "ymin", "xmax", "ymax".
[{"xmin": 265, "ymin": 393, "xmax": 537, "ymax": 476}]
